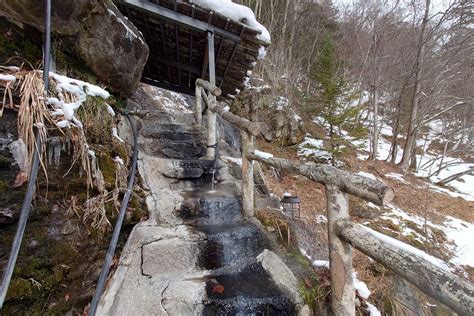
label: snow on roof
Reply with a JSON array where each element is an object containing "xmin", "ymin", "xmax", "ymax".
[{"xmin": 191, "ymin": 0, "xmax": 271, "ymax": 44}]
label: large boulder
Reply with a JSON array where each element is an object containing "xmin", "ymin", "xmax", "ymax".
[
  {"xmin": 0, "ymin": 0, "xmax": 149, "ymax": 95},
  {"xmin": 233, "ymin": 78, "xmax": 305, "ymax": 146}
]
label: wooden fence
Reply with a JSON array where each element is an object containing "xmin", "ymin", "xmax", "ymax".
[{"xmin": 194, "ymin": 79, "xmax": 474, "ymax": 316}]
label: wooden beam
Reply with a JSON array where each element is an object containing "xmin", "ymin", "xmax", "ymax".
[
  {"xmin": 336, "ymin": 220, "xmax": 474, "ymax": 316},
  {"xmin": 247, "ymin": 154, "xmax": 394, "ymax": 206},
  {"xmin": 120, "ymin": 0, "xmax": 241, "ymax": 42}
]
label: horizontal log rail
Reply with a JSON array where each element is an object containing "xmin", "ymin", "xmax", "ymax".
[
  {"xmin": 201, "ymin": 94, "xmax": 261, "ymax": 137},
  {"xmin": 247, "ymin": 152, "xmax": 394, "ymax": 206},
  {"xmin": 336, "ymin": 220, "xmax": 474, "ymax": 315}
]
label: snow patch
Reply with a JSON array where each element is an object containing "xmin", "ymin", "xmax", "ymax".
[
  {"xmin": 0, "ymin": 74, "xmax": 16, "ymax": 82},
  {"xmin": 221, "ymin": 156, "xmax": 242, "ymax": 166},
  {"xmin": 113, "ymin": 156, "xmax": 124, "ymax": 165},
  {"xmin": 254, "ymin": 150, "xmax": 273, "ymax": 159},
  {"xmin": 298, "ymin": 136, "xmax": 332, "ymax": 163},
  {"xmin": 356, "ymin": 171, "xmax": 377, "ymax": 180},
  {"xmin": 385, "ymin": 172, "xmax": 408, "ymax": 184}
]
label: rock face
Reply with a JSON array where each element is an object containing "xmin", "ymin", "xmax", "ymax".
[
  {"xmin": 234, "ymin": 78, "xmax": 305, "ymax": 146},
  {"xmin": 0, "ymin": 0, "xmax": 149, "ymax": 95}
]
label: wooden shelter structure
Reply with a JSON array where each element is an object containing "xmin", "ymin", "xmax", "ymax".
[{"xmin": 116, "ymin": 0, "xmax": 267, "ymax": 97}]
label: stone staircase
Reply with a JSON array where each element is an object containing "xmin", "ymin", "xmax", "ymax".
[{"xmin": 97, "ymin": 96, "xmax": 302, "ymax": 315}]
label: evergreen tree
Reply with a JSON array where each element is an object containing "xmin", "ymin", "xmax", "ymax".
[{"xmin": 308, "ymin": 34, "xmax": 366, "ymax": 164}]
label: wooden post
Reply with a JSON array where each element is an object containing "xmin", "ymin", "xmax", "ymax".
[
  {"xmin": 206, "ymin": 96, "xmax": 217, "ymax": 158},
  {"xmin": 326, "ymin": 185, "xmax": 355, "ymax": 316},
  {"xmin": 242, "ymin": 130, "xmax": 255, "ymax": 217},
  {"xmin": 195, "ymin": 86, "xmax": 202, "ymax": 125},
  {"xmin": 206, "ymin": 31, "xmax": 217, "ymax": 159}
]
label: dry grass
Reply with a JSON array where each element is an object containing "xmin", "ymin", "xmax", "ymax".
[
  {"xmin": 256, "ymin": 208, "xmax": 292, "ymax": 247},
  {"xmin": 1, "ymin": 66, "xmax": 128, "ymax": 235}
]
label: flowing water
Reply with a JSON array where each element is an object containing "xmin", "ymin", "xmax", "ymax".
[{"xmin": 178, "ymin": 188, "xmax": 295, "ymax": 315}]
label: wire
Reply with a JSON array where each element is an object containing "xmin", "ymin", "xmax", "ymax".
[
  {"xmin": 88, "ymin": 113, "xmax": 139, "ymax": 315},
  {"xmin": 0, "ymin": 0, "xmax": 51, "ymax": 309}
]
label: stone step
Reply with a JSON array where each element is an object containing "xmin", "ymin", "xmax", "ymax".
[
  {"xmin": 142, "ymin": 111, "xmax": 196, "ymax": 125},
  {"xmin": 141, "ymin": 123, "xmax": 206, "ymax": 141},
  {"xmin": 203, "ymin": 262, "xmax": 294, "ymax": 315},
  {"xmin": 162, "ymin": 159, "xmax": 215, "ymax": 180},
  {"xmin": 198, "ymin": 222, "xmax": 268, "ymax": 269},
  {"xmin": 140, "ymin": 138, "xmax": 206, "ymax": 159},
  {"xmin": 176, "ymin": 195, "xmax": 243, "ymax": 226}
]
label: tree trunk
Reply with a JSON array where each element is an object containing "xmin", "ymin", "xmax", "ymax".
[
  {"xmin": 400, "ymin": 0, "xmax": 431, "ymax": 171},
  {"xmin": 436, "ymin": 168, "xmax": 474, "ymax": 186},
  {"xmin": 370, "ymin": 87, "xmax": 380, "ymax": 160}
]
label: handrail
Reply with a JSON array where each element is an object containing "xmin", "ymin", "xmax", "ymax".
[
  {"xmin": 336, "ymin": 220, "xmax": 474, "ymax": 315},
  {"xmin": 88, "ymin": 113, "xmax": 139, "ymax": 315},
  {"xmin": 0, "ymin": 0, "xmax": 51, "ymax": 308},
  {"xmin": 247, "ymin": 153, "xmax": 394, "ymax": 206}
]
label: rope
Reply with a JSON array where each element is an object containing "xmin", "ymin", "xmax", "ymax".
[
  {"xmin": 0, "ymin": 0, "xmax": 51, "ymax": 308},
  {"xmin": 88, "ymin": 113, "xmax": 139, "ymax": 315}
]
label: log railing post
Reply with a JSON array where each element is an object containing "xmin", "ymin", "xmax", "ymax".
[
  {"xmin": 195, "ymin": 86, "xmax": 202, "ymax": 125},
  {"xmin": 326, "ymin": 185, "xmax": 355, "ymax": 316},
  {"xmin": 206, "ymin": 30, "xmax": 217, "ymax": 159},
  {"xmin": 206, "ymin": 95, "xmax": 217, "ymax": 158},
  {"xmin": 242, "ymin": 130, "xmax": 255, "ymax": 217}
]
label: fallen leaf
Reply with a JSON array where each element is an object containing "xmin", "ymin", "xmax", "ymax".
[
  {"xmin": 12, "ymin": 171, "xmax": 28, "ymax": 188},
  {"xmin": 212, "ymin": 284, "xmax": 225, "ymax": 294}
]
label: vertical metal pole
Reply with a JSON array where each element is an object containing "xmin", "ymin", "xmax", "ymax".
[
  {"xmin": 326, "ymin": 185, "xmax": 355, "ymax": 316},
  {"xmin": 206, "ymin": 31, "xmax": 217, "ymax": 158},
  {"xmin": 0, "ymin": 0, "xmax": 50, "ymax": 309}
]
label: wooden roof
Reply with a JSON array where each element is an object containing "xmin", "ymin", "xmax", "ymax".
[{"xmin": 116, "ymin": 0, "xmax": 267, "ymax": 97}]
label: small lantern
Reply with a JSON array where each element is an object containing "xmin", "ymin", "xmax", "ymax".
[{"xmin": 281, "ymin": 193, "xmax": 301, "ymax": 219}]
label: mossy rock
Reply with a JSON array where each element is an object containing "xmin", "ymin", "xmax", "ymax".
[
  {"xmin": 0, "ymin": 179, "xmax": 7, "ymax": 195},
  {"xmin": 5, "ymin": 278, "xmax": 34, "ymax": 301},
  {"xmin": 0, "ymin": 155, "xmax": 11, "ymax": 168}
]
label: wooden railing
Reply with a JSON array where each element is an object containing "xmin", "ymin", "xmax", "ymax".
[{"xmin": 194, "ymin": 79, "xmax": 474, "ymax": 315}]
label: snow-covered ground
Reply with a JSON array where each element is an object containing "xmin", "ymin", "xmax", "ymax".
[
  {"xmin": 312, "ymin": 102, "xmax": 474, "ymax": 201},
  {"xmin": 309, "ymin": 91, "xmax": 474, "ymax": 273},
  {"xmin": 366, "ymin": 201, "xmax": 474, "ymax": 269},
  {"xmin": 298, "ymin": 136, "xmax": 332, "ymax": 162}
]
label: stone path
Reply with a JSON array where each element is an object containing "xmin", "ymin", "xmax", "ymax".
[{"xmin": 97, "ymin": 97, "xmax": 303, "ymax": 315}]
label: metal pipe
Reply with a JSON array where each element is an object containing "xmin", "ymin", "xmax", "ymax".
[
  {"xmin": 0, "ymin": 0, "xmax": 51, "ymax": 308},
  {"xmin": 88, "ymin": 114, "xmax": 139, "ymax": 315}
]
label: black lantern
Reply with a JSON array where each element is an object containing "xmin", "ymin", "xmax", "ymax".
[{"xmin": 281, "ymin": 194, "xmax": 301, "ymax": 219}]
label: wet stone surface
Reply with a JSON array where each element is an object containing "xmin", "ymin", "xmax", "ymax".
[{"xmin": 177, "ymin": 189, "xmax": 295, "ymax": 315}]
